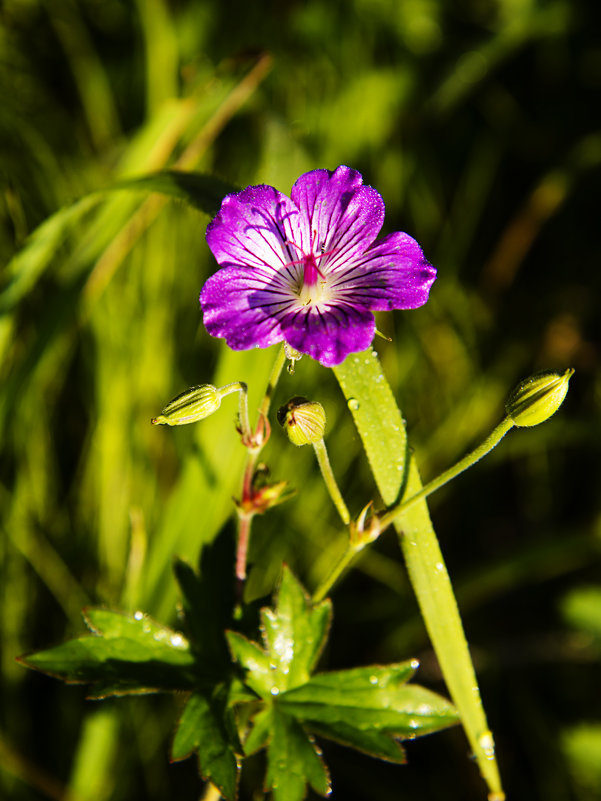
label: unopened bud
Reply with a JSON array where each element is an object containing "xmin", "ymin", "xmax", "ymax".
[
  {"xmin": 277, "ymin": 396, "xmax": 326, "ymax": 446},
  {"xmin": 152, "ymin": 384, "xmax": 221, "ymax": 426},
  {"xmin": 505, "ymin": 368, "xmax": 574, "ymax": 427}
]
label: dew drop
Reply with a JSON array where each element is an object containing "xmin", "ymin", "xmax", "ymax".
[
  {"xmin": 270, "ymin": 687, "xmax": 280, "ymax": 696},
  {"xmin": 348, "ymin": 398, "xmax": 360, "ymax": 411},
  {"xmin": 170, "ymin": 633, "xmax": 184, "ymax": 647},
  {"xmin": 134, "ymin": 610, "xmax": 144, "ymax": 621},
  {"xmin": 369, "ymin": 675, "xmax": 378, "ymax": 685},
  {"xmin": 478, "ymin": 730, "xmax": 496, "ymax": 759}
]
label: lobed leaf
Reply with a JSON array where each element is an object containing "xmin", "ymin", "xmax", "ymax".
[
  {"xmin": 19, "ymin": 609, "xmax": 196, "ymax": 695},
  {"xmin": 265, "ymin": 707, "xmax": 330, "ymax": 801},
  {"xmin": 173, "ymin": 535, "xmax": 235, "ymax": 672},
  {"xmin": 171, "ymin": 689, "xmax": 240, "ymax": 801},
  {"xmin": 260, "ymin": 566, "xmax": 331, "ymax": 692},
  {"xmin": 279, "ymin": 665, "xmax": 458, "ymax": 737}
]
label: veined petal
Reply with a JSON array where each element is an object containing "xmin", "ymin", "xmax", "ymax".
[
  {"xmin": 330, "ymin": 232, "xmax": 437, "ymax": 311},
  {"xmin": 280, "ymin": 304, "xmax": 376, "ymax": 367},
  {"xmin": 200, "ymin": 267, "xmax": 290, "ymax": 350},
  {"xmin": 290, "ymin": 166, "xmax": 385, "ymax": 271},
  {"xmin": 206, "ymin": 185, "xmax": 305, "ymax": 285}
]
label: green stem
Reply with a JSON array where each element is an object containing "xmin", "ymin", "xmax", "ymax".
[
  {"xmin": 257, "ymin": 345, "xmax": 286, "ymax": 422},
  {"xmin": 219, "ymin": 381, "xmax": 250, "ymax": 442},
  {"xmin": 312, "ymin": 541, "xmax": 361, "ymax": 603},
  {"xmin": 380, "ymin": 416, "xmax": 514, "ymax": 530},
  {"xmin": 235, "ymin": 346, "xmax": 287, "ymax": 584},
  {"xmin": 313, "ymin": 439, "xmax": 351, "ymax": 526}
]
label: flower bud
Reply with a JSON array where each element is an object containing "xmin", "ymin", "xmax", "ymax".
[
  {"xmin": 505, "ymin": 368, "xmax": 574, "ymax": 427},
  {"xmin": 277, "ymin": 396, "xmax": 326, "ymax": 446},
  {"xmin": 152, "ymin": 384, "xmax": 221, "ymax": 426}
]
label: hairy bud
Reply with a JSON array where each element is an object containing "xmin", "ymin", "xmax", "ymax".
[
  {"xmin": 505, "ymin": 368, "xmax": 574, "ymax": 427},
  {"xmin": 277, "ymin": 396, "xmax": 326, "ymax": 446}
]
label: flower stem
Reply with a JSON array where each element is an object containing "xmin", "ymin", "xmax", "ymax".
[
  {"xmin": 235, "ymin": 346, "xmax": 287, "ymax": 584},
  {"xmin": 218, "ymin": 381, "xmax": 250, "ymax": 441},
  {"xmin": 379, "ymin": 416, "xmax": 515, "ymax": 530},
  {"xmin": 258, "ymin": 345, "xmax": 287, "ymax": 422},
  {"xmin": 312, "ymin": 439, "xmax": 351, "ymax": 526},
  {"xmin": 312, "ymin": 541, "xmax": 362, "ymax": 603}
]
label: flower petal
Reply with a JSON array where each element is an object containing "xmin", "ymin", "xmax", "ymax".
[
  {"xmin": 200, "ymin": 267, "xmax": 288, "ymax": 350},
  {"xmin": 280, "ymin": 304, "xmax": 376, "ymax": 367},
  {"xmin": 329, "ymin": 232, "xmax": 437, "ymax": 311},
  {"xmin": 205, "ymin": 184, "xmax": 305, "ymax": 287},
  {"xmin": 290, "ymin": 165, "xmax": 385, "ymax": 270}
]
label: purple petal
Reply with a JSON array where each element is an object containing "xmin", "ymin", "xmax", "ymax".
[
  {"xmin": 205, "ymin": 185, "xmax": 305, "ymax": 286},
  {"xmin": 290, "ymin": 166, "xmax": 385, "ymax": 271},
  {"xmin": 330, "ymin": 232, "xmax": 437, "ymax": 311},
  {"xmin": 280, "ymin": 304, "xmax": 376, "ymax": 367},
  {"xmin": 200, "ymin": 267, "xmax": 287, "ymax": 350}
]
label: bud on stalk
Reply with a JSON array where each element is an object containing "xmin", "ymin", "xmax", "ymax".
[{"xmin": 505, "ymin": 368, "xmax": 574, "ymax": 427}]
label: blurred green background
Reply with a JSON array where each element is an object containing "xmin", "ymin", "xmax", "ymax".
[{"xmin": 1, "ymin": 0, "xmax": 600, "ymax": 799}]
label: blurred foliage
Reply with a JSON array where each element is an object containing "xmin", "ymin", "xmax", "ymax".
[{"xmin": 0, "ymin": 0, "xmax": 600, "ymax": 799}]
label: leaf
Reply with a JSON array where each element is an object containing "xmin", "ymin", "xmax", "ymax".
[
  {"xmin": 227, "ymin": 568, "xmax": 331, "ymax": 699},
  {"xmin": 279, "ymin": 663, "xmax": 458, "ymax": 737},
  {"xmin": 265, "ymin": 707, "xmax": 330, "ymax": 801},
  {"xmin": 171, "ymin": 689, "xmax": 240, "ymax": 801},
  {"xmin": 243, "ymin": 706, "xmax": 273, "ymax": 756},
  {"xmin": 260, "ymin": 566, "xmax": 331, "ymax": 692},
  {"xmin": 303, "ymin": 720, "xmax": 406, "ymax": 764},
  {"xmin": 226, "ymin": 630, "xmax": 275, "ymax": 699},
  {"xmin": 19, "ymin": 609, "xmax": 196, "ymax": 695},
  {"xmin": 333, "ymin": 348, "xmax": 504, "ymax": 798},
  {"xmin": 174, "ymin": 530, "xmax": 235, "ymax": 672},
  {"xmin": 110, "ymin": 170, "xmax": 237, "ymax": 216},
  {"xmin": 333, "ymin": 348, "xmax": 408, "ymax": 506}
]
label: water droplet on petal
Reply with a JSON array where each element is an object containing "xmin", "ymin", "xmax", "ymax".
[{"xmin": 348, "ymin": 398, "xmax": 360, "ymax": 411}]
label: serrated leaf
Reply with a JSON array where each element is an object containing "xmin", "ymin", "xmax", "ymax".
[
  {"xmin": 260, "ymin": 566, "xmax": 331, "ymax": 692},
  {"xmin": 304, "ymin": 720, "xmax": 406, "ymax": 764},
  {"xmin": 171, "ymin": 689, "xmax": 240, "ymax": 801},
  {"xmin": 279, "ymin": 664, "xmax": 458, "ymax": 737},
  {"xmin": 244, "ymin": 706, "xmax": 274, "ymax": 756},
  {"xmin": 226, "ymin": 630, "xmax": 275, "ymax": 699},
  {"xmin": 266, "ymin": 707, "xmax": 330, "ymax": 801},
  {"xmin": 174, "ymin": 534, "xmax": 235, "ymax": 671},
  {"xmin": 20, "ymin": 609, "xmax": 196, "ymax": 695}
]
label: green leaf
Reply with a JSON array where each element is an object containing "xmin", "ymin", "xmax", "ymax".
[
  {"xmin": 171, "ymin": 689, "xmax": 240, "ymax": 801},
  {"xmin": 334, "ymin": 348, "xmax": 408, "ymax": 506},
  {"xmin": 227, "ymin": 568, "xmax": 331, "ymax": 699},
  {"xmin": 110, "ymin": 170, "xmax": 237, "ymax": 216},
  {"xmin": 174, "ymin": 531, "xmax": 235, "ymax": 672},
  {"xmin": 226, "ymin": 630, "xmax": 275, "ymax": 699},
  {"xmin": 279, "ymin": 664, "xmax": 458, "ymax": 737},
  {"xmin": 261, "ymin": 566, "xmax": 331, "ymax": 692},
  {"xmin": 333, "ymin": 349, "xmax": 504, "ymax": 798},
  {"xmin": 243, "ymin": 706, "xmax": 273, "ymax": 756},
  {"xmin": 19, "ymin": 609, "xmax": 196, "ymax": 695},
  {"xmin": 265, "ymin": 707, "xmax": 330, "ymax": 801},
  {"xmin": 302, "ymin": 720, "xmax": 406, "ymax": 764}
]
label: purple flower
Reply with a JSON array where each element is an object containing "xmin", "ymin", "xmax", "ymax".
[{"xmin": 200, "ymin": 165, "xmax": 436, "ymax": 367}]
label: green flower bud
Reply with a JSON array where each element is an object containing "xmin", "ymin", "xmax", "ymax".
[
  {"xmin": 277, "ymin": 396, "xmax": 326, "ymax": 446},
  {"xmin": 152, "ymin": 384, "xmax": 221, "ymax": 426},
  {"xmin": 505, "ymin": 368, "xmax": 574, "ymax": 427}
]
